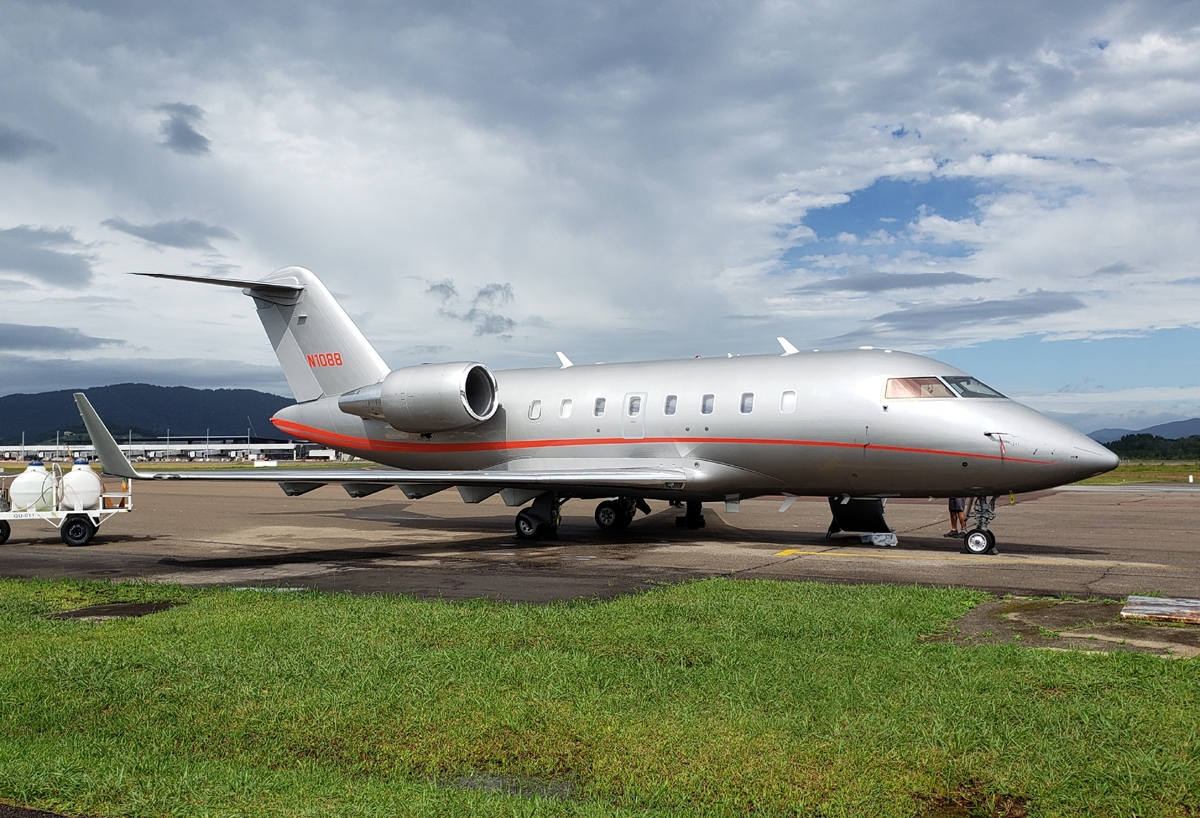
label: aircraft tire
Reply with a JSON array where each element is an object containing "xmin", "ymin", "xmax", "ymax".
[
  {"xmin": 0, "ymin": 520, "xmax": 9, "ymax": 545},
  {"xmin": 595, "ymin": 501, "xmax": 622, "ymax": 531},
  {"xmin": 963, "ymin": 528, "xmax": 991, "ymax": 555},
  {"xmin": 515, "ymin": 510, "xmax": 540, "ymax": 540},
  {"xmin": 61, "ymin": 515, "xmax": 96, "ymax": 547}
]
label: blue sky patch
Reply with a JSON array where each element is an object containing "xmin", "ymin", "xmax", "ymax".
[{"xmin": 780, "ymin": 176, "xmax": 993, "ymax": 269}]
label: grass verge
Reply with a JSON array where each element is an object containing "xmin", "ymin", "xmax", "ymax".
[
  {"xmin": 0, "ymin": 578, "xmax": 1196, "ymax": 817},
  {"xmin": 1076, "ymin": 460, "xmax": 1200, "ymax": 484}
]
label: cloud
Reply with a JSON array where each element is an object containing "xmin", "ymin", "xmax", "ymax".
[
  {"xmin": 155, "ymin": 103, "xmax": 211, "ymax": 155},
  {"xmin": 792, "ymin": 269, "xmax": 989, "ymax": 293},
  {"xmin": 102, "ymin": 217, "xmax": 236, "ymax": 250},
  {"xmin": 0, "ymin": 354, "xmax": 289, "ymax": 398},
  {"xmin": 838, "ymin": 291, "xmax": 1087, "ymax": 340},
  {"xmin": 0, "ymin": 323, "xmax": 120, "ymax": 352},
  {"xmin": 425, "ymin": 279, "xmax": 516, "ymax": 337},
  {"xmin": 0, "ymin": 124, "xmax": 53, "ymax": 162},
  {"xmin": 0, "ymin": 226, "xmax": 94, "ymax": 286}
]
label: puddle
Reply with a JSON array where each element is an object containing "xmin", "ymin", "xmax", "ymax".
[
  {"xmin": 452, "ymin": 773, "xmax": 576, "ymax": 801},
  {"xmin": 45, "ymin": 601, "xmax": 181, "ymax": 622},
  {"xmin": 932, "ymin": 598, "xmax": 1200, "ymax": 658}
]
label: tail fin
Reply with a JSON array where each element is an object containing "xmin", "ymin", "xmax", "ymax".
[{"xmin": 138, "ymin": 267, "xmax": 390, "ymax": 402}]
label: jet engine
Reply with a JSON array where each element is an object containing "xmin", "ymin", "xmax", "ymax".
[{"xmin": 338, "ymin": 362, "xmax": 498, "ymax": 434}]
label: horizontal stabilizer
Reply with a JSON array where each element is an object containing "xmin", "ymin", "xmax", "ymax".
[{"xmin": 134, "ymin": 272, "xmax": 303, "ymax": 293}]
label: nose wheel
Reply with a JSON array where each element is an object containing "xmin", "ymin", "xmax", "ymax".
[
  {"xmin": 963, "ymin": 528, "xmax": 996, "ymax": 555},
  {"xmin": 962, "ymin": 495, "xmax": 999, "ymax": 555}
]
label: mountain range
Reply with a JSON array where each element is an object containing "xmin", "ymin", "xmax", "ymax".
[
  {"xmin": 1089, "ymin": 417, "xmax": 1200, "ymax": 444},
  {"xmin": 0, "ymin": 384, "xmax": 293, "ymax": 445}
]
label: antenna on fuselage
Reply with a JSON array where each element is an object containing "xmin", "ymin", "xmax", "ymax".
[
  {"xmin": 777, "ymin": 337, "xmax": 799, "ymax": 356},
  {"xmin": 556, "ymin": 351, "xmax": 574, "ymax": 368}
]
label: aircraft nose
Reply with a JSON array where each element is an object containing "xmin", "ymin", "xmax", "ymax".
[{"xmin": 1072, "ymin": 432, "xmax": 1120, "ymax": 477}]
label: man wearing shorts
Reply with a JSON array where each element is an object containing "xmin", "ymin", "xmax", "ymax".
[{"xmin": 946, "ymin": 497, "xmax": 967, "ymax": 537}]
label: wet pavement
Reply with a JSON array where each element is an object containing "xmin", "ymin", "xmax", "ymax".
[{"xmin": 1, "ymin": 480, "xmax": 1198, "ymax": 602}]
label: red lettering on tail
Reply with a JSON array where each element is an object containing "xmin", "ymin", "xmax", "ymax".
[{"xmin": 307, "ymin": 352, "xmax": 344, "ymax": 368}]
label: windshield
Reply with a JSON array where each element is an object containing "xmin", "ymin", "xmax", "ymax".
[
  {"xmin": 943, "ymin": 376, "xmax": 1005, "ymax": 398},
  {"xmin": 884, "ymin": 377, "xmax": 954, "ymax": 399}
]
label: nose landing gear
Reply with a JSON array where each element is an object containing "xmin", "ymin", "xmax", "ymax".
[{"xmin": 963, "ymin": 495, "xmax": 999, "ymax": 555}]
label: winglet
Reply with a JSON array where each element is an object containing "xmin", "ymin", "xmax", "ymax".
[
  {"xmin": 777, "ymin": 337, "xmax": 799, "ymax": 356},
  {"xmin": 556, "ymin": 351, "xmax": 574, "ymax": 368},
  {"xmin": 73, "ymin": 393, "xmax": 143, "ymax": 479}
]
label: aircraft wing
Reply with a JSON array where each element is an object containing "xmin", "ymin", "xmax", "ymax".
[{"xmin": 73, "ymin": 393, "xmax": 688, "ymax": 495}]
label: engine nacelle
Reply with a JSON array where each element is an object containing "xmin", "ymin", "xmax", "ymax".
[{"xmin": 338, "ymin": 362, "xmax": 498, "ymax": 434}]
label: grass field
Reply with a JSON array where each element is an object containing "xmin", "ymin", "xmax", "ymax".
[
  {"xmin": 1076, "ymin": 460, "xmax": 1200, "ymax": 485},
  {"xmin": 0, "ymin": 579, "xmax": 1197, "ymax": 817}
]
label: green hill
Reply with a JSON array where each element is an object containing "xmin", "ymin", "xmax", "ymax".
[{"xmin": 0, "ymin": 384, "xmax": 293, "ymax": 445}]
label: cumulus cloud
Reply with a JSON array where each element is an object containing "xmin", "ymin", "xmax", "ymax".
[
  {"xmin": 0, "ymin": 1, "xmax": 1198, "ymax": 425},
  {"xmin": 425, "ymin": 279, "xmax": 517, "ymax": 337},
  {"xmin": 155, "ymin": 103, "xmax": 211, "ymax": 155},
  {"xmin": 0, "ymin": 226, "xmax": 94, "ymax": 286},
  {"xmin": 0, "ymin": 124, "xmax": 53, "ymax": 162},
  {"xmin": 102, "ymin": 217, "xmax": 236, "ymax": 250},
  {"xmin": 0, "ymin": 323, "xmax": 120, "ymax": 352}
]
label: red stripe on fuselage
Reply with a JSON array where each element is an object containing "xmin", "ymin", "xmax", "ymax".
[{"xmin": 271, "ymin": 418, "xmax": 1054, "ymax": 465}]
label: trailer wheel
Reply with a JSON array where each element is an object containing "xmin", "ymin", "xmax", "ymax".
[
  {"xmin": 0, "ymin": 520, "xmax": 9, "ymax": 545},
  {"xmin": 61, "ymin": 515, "xmax": 96, "ymax": 547}
]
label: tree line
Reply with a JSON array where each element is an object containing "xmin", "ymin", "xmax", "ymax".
[{"xmin": 1106, "ymin": 434, "xmax": 1200, "ymax": 460}]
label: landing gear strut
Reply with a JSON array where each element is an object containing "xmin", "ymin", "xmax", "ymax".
[
  {"xmin": 963, "ymin": 495, "xmax": 998, "ymax": 555},
  {"xmin": 515, "ymin": 493, "xmax": 564, "ymax": 541},
  {"xmin": 675, "ymin": 501, "xmax": 705, "ymax": 530},
  {"xmin": 595, "ymin": 497, "xmax": 651, "ymax": 532}
]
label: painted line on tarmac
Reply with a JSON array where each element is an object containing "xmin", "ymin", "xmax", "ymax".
[{"xmin": 772, "ymin": 548, "xmax": 1177, "ymax": 568}]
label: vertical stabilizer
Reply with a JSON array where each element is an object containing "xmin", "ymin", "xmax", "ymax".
[{"xmin": 137, "ymin": 267, "xmax": 391, "ymax": 402}]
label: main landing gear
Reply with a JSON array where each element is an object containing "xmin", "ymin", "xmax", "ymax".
[
  {"xmin": 594, "ymin": 497, "xmax": 652, "ymax": 532},
  {"xmin": 675, "ymin": 501, "xmax": 705, "ymax": 530},
  {"xmin": 515, "ymin": 493, "xmax": 564, "ymax": 540},
  {"xmin": 963, "ymin": 495, "xmax": 999, "ymax": 555}
]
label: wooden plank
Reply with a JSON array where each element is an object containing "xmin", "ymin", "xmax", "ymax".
[{"xmin": 1121, "ymin": 596, "xmax": 1200, "ymax": 625}]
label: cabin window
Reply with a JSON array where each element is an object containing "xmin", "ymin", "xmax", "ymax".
[
  {"xmin": 701, "ymin": 393, "xmax": 715, "ymax": 414},
  {"xmin": 884, "ymin": 377, "xmax": 954, "ymax": 399},
  {"xmin": 528, "ymin": 400, "xmax": 542, "ymax": 420},
  {"xmin": 628, "ymin": 396, "xmax": 642, "ymax": 416},
  {"xmin": 740, "ymin": 392, "xmax": 754, "ymax": 414},
  {"xmin": 594, "ymin": 397, "xmax": 606, "ymax": 417},
  {"xmin": 560, "ymin": 399, "xmax": 572, "ymax": 418},
  {"xmin": 664, "ymin": 394, "xmax": 678, "ymax": 415},
  {"xmin": 943, "ymin": 376, "xmax": 1005, "ymax": 398},
  {"xmin": 780, "ymin": 391, "xmax": 797, "ymax": 413}
]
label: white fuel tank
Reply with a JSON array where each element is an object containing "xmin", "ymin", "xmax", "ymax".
[
  {"xmin": 61, "ymin": 460, "xmax": 103, "ymax": 511},
  {"xmin": 9, "ymin": 461, "xmax": 57, "ymax": 512}
]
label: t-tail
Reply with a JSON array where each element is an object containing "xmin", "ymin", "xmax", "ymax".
[{"xmin": 137, "ymin": 267, "xmax": 390, "ymax": 402}]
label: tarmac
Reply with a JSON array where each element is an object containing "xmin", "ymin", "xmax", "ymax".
[{"xmin": 2, "ymin": 480, "xmax": 1199, "ymax": 601}]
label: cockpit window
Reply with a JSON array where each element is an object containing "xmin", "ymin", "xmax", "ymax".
[
  {"xmin": 884, "ymin": 377, "xmax": 954, "ymax": 399},
  {"xmin": 943, "ymin": 376, "xmax": 1005, "ymax": 398}
]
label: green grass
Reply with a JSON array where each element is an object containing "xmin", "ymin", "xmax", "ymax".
[
  {"xmin": 1077, "ymin": 460, "xmax": 1200, "ymax": 484},
  {"xmin": 0, "ymin": 579, "xmax": 1196, "ymax": 817}
]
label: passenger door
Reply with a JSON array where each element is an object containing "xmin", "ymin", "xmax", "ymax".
[{"xmin": 623, "ymin": 392, "xmax": 647, "ymax": 439}]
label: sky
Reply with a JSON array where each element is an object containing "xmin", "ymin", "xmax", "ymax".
[{"xmin": 1, "ymin": 1, "xmax": 1199, "ymax": 434}]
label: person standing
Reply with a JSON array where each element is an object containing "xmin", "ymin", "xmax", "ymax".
[{"xmin": 945, "ymin": 497, "xmax": 967, "ymax": 537}]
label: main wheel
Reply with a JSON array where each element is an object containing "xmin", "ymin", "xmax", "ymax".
[
  {"xmin": 515, "ymin": 510, "xmax": 540, "ymax": 540},
  {"xmin": 0, "ymin": 520, "xmax": 10, "ymax": 545},
  {"xmin": 963, "ymin": 528, "xmax": 991, "ymax": 555},
  {"xmin": 595, "ymin": 501, "xmax": 622, "ymax": 531},
  {"xmin": 61, "ymin": 515, "xmax": 96, "ymax": 547}
]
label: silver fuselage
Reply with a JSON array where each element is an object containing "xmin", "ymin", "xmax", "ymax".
[{"xmin": 272, "ymin": 349, "xmax": 1117, "ymax": 501}]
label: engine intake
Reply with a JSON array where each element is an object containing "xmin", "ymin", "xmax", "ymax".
[{"xmin": 338, "ymin": 362, "xmax": 498, "ymax": 434}]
